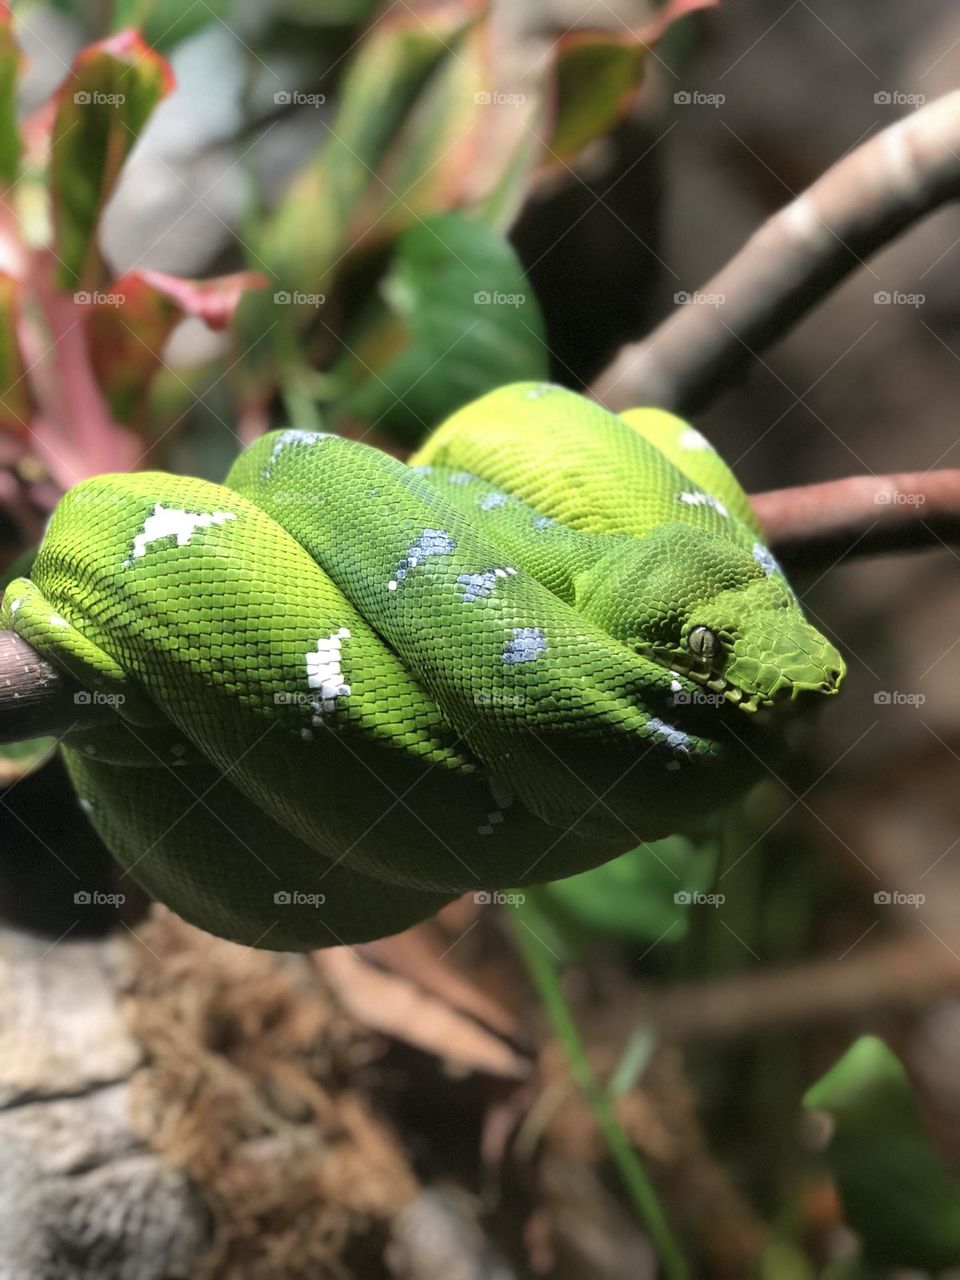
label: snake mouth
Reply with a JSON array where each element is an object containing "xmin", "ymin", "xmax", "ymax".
[
  {"xmin": 648, "ymin": 649, "xmax": 841, "ymax": 715},
  {"xmin": 644, "ymin": 646, "xmax": 756, "ymax": 711}
]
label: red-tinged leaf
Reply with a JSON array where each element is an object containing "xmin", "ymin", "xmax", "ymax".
[
  {"xmin": 49, "ymin": 30, "xmax": 174, "ymax": 291},
  {"xmin": 547, "ymin": 0, "xmax": 717, "ymax": 163},
  {"xmin": 86, "ymin": 269, "xmax": 265, "ymax": 422},
  {"xmin": 25, "ymin": 252, "xmax": 141, "ymax": 485},
  {"xmin": 137, "ymin": 268, "xmax": 267, "ymax": 331},
  {"xmin": 0, "ymin": 273, "xmax": 31, "ymax": 435},
  {"xmin": 82, "ymin": 275, "xmax": 180, "ymax": 424},
  {"xmin": 255, "ymin": 0, "xmax": 483, "ymax": 293},
  {"xmin": 0, "ymin": 4, "xmax": 22, "ymax": 190},
  {"xmin": 350, "ymin": 15, "xmax": 488, "ymax": 245}
]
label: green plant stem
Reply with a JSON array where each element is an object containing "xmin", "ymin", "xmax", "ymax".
[{"xmin": 512, "ymin": 906, "xmax": 689, "ymax": 1280}]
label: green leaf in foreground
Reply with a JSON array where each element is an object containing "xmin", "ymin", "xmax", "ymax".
[
  {"xmin": 0, "ymin": 737, "xmax": 56, "ymax": 785},
  {"xmin": 333, "ymin": 212, "xmax": 548, "ymax": 442},
  {"xmin": 803, "ymin": 1035, "xmax": 960, "ymax": 1270},
  {"xmin": 521, "ymin": 835, "xmax": 718, "ymax": 961}
]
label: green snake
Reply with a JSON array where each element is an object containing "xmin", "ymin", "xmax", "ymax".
[{"xmin": 0, "ymin": 384, "xmax": 844, "ymax": 949}]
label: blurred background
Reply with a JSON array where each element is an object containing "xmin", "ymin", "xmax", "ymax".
[{"xmin": 2, "ymin": 1, "xmax": 960, "ymax": 1276}]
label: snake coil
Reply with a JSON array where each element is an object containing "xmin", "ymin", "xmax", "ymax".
[{"xmin": 0, "ymin": 384, "xmax": 843, "ymax": 948}]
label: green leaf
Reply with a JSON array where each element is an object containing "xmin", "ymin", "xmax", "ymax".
[
  {"xmin": 49, "ymin": 30, "xmax": 174, "ymax": 290},
  {"xmin": 549, "ymin": 33, "xmax": 647, "ymax": 162},
  {"xmin": 332, "ymin": 211, "xmax": 548, "ymax": 442},
  {"xmin": 0, "ymin": 4, "xmax": 21, "ymax": 190},
  {"xmin": 0, "ymin": 736, "xmax": 55, "ymax": 785},
  {"xmin": 803, "ymin": 1035, "xmax": 960, "ymax": 1269},
  {"xmin": 140, "ymin": 0, "xmax": 233, "ymax": 49},
  {"xmin": 237, "ymin": 2, "xmax": 484, "ymax": 397},
  {"xmin": 547, "ymin": 1, "xmax": 717, "ymax": 164},
  {"xmin": 277, "ymin": 0, "xmax": 382, "ymax": 23},
  {"xmin": 521, "ymin": 834, "xmax": 718, "ymax": 962},
  {"xmin": 255, "ymin": 5, "xmax": 479, "ymax": 295}
]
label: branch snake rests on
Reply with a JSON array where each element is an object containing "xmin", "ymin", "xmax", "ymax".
[{"xmin": 0, "ymin": 384, "xmax": 844, "ymax": 948}]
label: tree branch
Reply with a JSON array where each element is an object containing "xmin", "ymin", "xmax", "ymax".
[
  {"xmin": 751, "ymin": 468, "xmax": 960, "ymax": 571},
  {"xmin": 0, "ymin": 629, "xmax": 112, "ymax": 744},
  {"xmin": 590, "ymin": 90, "xmax": 960, "ymax": 413},
  {"xmin": 589, "ymin": 934, "xmax": 960, "ymax": 1048}
]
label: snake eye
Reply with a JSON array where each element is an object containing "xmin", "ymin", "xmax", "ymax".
[{"xmin": 687, "ymin": 626, "xmax": 717, "ymax": 661}]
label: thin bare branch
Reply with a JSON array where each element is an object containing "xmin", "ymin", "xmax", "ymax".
[
  {"xmin": 752, "ymin": 468, "xmax": 960, "ymax": 571},
  {"xmin": 591, "ymin": 91, "xmax": 960, "ymax": 413}
]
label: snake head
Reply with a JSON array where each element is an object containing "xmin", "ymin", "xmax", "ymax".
[
  {"xmin": 576, "ymin": 524, "xmax": 845, "ymax": 714},
  {"xmin": 674, "ymin": 584, "xmax": 846, "ymax": 712}
]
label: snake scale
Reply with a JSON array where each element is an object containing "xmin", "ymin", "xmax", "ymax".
[{"xmin": 0, "ymin": 384, "xmax": 844, "ymax": 948}]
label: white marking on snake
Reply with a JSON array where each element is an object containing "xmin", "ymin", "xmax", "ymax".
[
  {"xmin": 457, "ymin": 566, "xmax": 518, "ymax": 602},
  {"xmin": 8, "ymin": 598, "xmax": 20, "ymax": 613},
  {"xmin": 307, "ymin": 627, "xmax": 352, "ymax": 719},
  {"xmin": 647, "ymin": 716, "xmax": 692, "ymax": 755},
  {"xmin": 388, "ymin": 529, "xmax": 457, "ymax": 591},
  {"xmin": 679, "ymin": 428, "xmax": 711, "ymax": 450},
  {"xmin": 752, "ymin": 542, "xmax": 782, "ymax": 577},
  {"xmin": 263, "ymin": 429, "xmax": 334, "ymax": 477},
  {"xmin": 446, "ymin": 471, "xmax": 474, "ymax": 485},
  {"xmin": 49, "ymin": 614, "xmax": 69, "ymax": 627},
  {"xmin": 502, "ymin": 627, "xmax": 547, "ymax": 664},
  {"xmin": 533, "ymin": 515, "xmax": 555, "ymax": 530},
  {"xmin": 410, "ymin": 464, "xmax": 432, "ymax": 474},
  {"xmin": 525, "ymin": 383, "xmax": 558, "ymax": 400},
  {"xmin": 124, "ymin": 505, "xmax": 236, "ymax": 566},
  {"xmin": 480, "ymin": 492, "xmax": 508, "ymax": 510},
  {"xmin": 678, "ymin": 491, "xmax": 728, "ymax": 518}
]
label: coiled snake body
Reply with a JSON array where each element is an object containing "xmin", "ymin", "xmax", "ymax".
[{"xmin": 0, "ymin": 385, "xmax": 844, "ymax": 948}]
